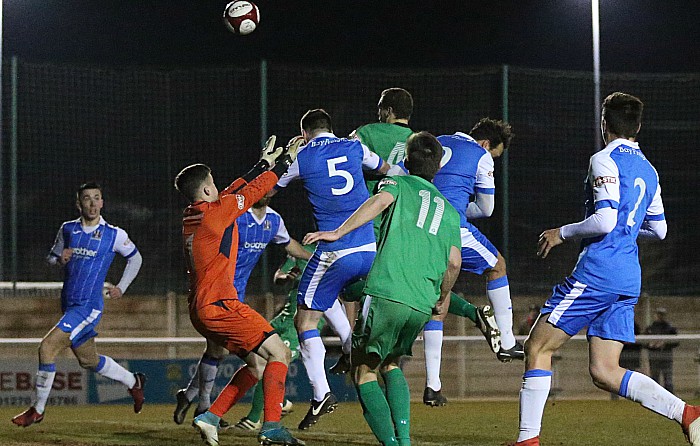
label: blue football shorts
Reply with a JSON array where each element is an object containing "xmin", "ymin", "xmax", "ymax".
[
  {"xmin": 460, "ymin": 226, "xmax": 499, "ymax": 275},
  {"xmin": 57, "ymin": 305, "xmax": 103, "ymax": 348},
  {"xmin": 297, "ymin": 244, "xmax": 375, "ymax": 312},
  {"xmin": 541, "ymin": 276, "xmax": 637, "ymax": 343}
]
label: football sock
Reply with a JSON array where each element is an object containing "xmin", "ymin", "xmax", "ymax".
[
  {"xmin": 447, "ymin": 292, "xmax": 478, "ymax": 323},
  {"xmin": 95, "ymin": 355, "xmax": 137, "ymax": 388},
  {"xmin": 299, "ymin": 329, "xmax": 331, "ymax": 401},
  {"xmin": 262, "ymin": 361, "xmax": 288, "ymax": 423},
  {"xmin": 517, "ymin": 369, "xmax": 552, "ymax": 442},
  {"xmin": 209, "ymin": 366, "xmax": 257, "ymax": 417},
  {"xmin": 33, "ymin": 363, "xmax": 56, "ymax": 414},
  {"xmin": 358, "ymin": 381, "xmax": 399, "ymax": 446},
  {"xmin": 246, "ymin": 382, "xmax": 264, "ymax": 423},
  {"xmin": 342, "ymin": 278, "xmax": 366, "ymax": 303},
  {"xmin": 423, "ymin": 320, "xmax": 443, "ymax": 391},
  {"xmin": 487, "ymin": 276, "xmax": 516, "ymax": 349},
  {"xmin": 324, "ymin": 299, "xmax": 352, "ymax": 355},
  {"xmin": 197, "ymin": 410, "xmax": 220, "ymax": 426},
  {"xmin": 184, "ymin": 360, "xmax": 200, "ymax": 402},
  {"xmin": 196, "ymin": 354, "xmax": 221, "ymax": 412},
  {"xmin": 621, "ymin": 370, "xmax": 685, "ymax": 422},
  {"xmin": 383, "ymin": 368, "xmax": 411, "ymax": 446}
]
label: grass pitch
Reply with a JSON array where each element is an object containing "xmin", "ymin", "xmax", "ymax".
[{"xmin": 0, "ymin": 399, "xmax": 695, "ymax": 446}]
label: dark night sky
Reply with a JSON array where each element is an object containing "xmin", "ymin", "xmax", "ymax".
[{"xmin": 3, "ymin": 1, "xmax": 700, "ymax": 73}]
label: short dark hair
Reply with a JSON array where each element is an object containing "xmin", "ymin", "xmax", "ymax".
[
  {"xmin": 602, "ymin": 92, "xmax": 643, "ymax": 138},
  {"xmin": 300, "ymin": 109, "xmax": 333, "ymax": 134},
  {"xmin": 76, "ymin": 182, "xmax": 103, "ymax": 200},
  {"xmin": 469, "ymin": 118, "xmax": 514, "ymax": 150},
  {"xmin": 174, "ymin": 163, "xmax": 211, "ymax": 202},
  {"xmin": 379, "ymin": 88, "xmax": 413, "ymax": 120},
  {"xmin": 404, "ymin": 131, "xmax": 442, "ymax": 181}
]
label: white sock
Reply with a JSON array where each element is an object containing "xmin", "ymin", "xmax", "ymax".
[
  {"xmin": 33, "ymin": 364, "xmax": 56, "ymax": 414},
  {"xmin": 517, "ymin": 370, "xmax": 552, "ymax": 442},
  {"xmin": 622, "ymin": 370, "xmax": 685, "ymax": 422},
  {"xmin": 487, "ymin": 277, "xmax": 516, "ymax": 349},
  {"xmin": 324, "ymin": 300, "xmax": 352, "ymax": 355},
  {"xmin": 299, "ymin": 329, "xmax": 331, "ymax": 401},
  {"xmin": 196, "ymin": 355, "xmax": 220, "ymax": 411},
  {"xmin": 95, "ymin": 355, "xmax": 136, "ymax": 388},
  {"xmin": 423, "ymin": 321, "xmax": 443, "ymax": 391}
]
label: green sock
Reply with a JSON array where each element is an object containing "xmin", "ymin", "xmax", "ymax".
[
  {"xmin": 358, "ymin": 381, "xmax": 399, "ymax": 445},
  {"xmin": 448, "ymin": 292, "xmax": 478, "ymax": 323},
  {"xmin": 342, "ymin": 279, "xmax": 366, "ymax": 302},
  {"xmin": 246, "ymin": 382, "xmax": 264, "ymax": 423},
  {"xmin": 383, "ymin": 368, "xmax": 411, "ymax": 446}
]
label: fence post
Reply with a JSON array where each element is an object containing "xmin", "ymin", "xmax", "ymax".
[
  {"xmin": 260, "ymin": 59, "xmax": 270, "ymax": 294},
  {"xmin": 501, "ymin": 64, "xmax": 510, "ymax": 262},
  {"xmin": 166, "ymin": 291, "xmax": 177, "ymax": 358},
  {"xmin": 10, "ymin": 56, "xmax": 18, "ymax": 291}
]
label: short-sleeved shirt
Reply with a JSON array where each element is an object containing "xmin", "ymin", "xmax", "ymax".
[
  {"xmin": 234, "ymin": 207, "xmax": 290, "ymax": 301},
  {"xmin": 363, "ymin": 175, "xmax": 461, "ymax": 315},
  {"xmin": 276, "ymin": 132, "xmax": 383, "ymax": 251},
  {"xmin": 49, "ymin": 216, "xmax": 138, "ymax": 311},
  {"xmin": 355, "ymin": 122, "xmax": 413, "ymax": 193},
  {"xmin": 571, "ymin": 138, "xmax": 665, "ymax": 297},
  {"xmin": 434, "ymin": 132, "xmax": 495, "ymax": 228}
]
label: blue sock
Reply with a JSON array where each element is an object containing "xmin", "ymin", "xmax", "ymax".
[{"xmin": 196, "ymin": 410, "xmax": 220, "ymax": 426}]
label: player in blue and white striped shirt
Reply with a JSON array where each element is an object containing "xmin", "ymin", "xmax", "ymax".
[
  {"xmin": 12, "ymin": 182, "xmax": 144, "ymax": 428},
  {"xmin": 513, "ymin": 93, "xmax": 700, "ymax": 446}
]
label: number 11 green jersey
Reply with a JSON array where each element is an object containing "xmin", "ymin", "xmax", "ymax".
[{"xmin": 363, "ymin": 175, "xmax": 461, "ymax": 315}]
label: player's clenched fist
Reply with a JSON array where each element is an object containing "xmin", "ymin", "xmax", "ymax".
[{"xmin": 60, "ymin": 248, "xmax": 73, "ymax": 265}]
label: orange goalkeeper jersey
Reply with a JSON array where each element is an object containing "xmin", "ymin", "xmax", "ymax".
[{"xmin": 182, "ymin": 170, "xmax": 279, "ymax": 311}]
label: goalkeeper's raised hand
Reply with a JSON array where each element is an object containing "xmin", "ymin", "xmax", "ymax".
[{"xmin": 259, "ymin": 135, "xmax": 284, "ymax": 168}]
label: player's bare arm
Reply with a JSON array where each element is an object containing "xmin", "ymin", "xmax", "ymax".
[
  {"xmin": 302, "ymin": 191, "xmax": 395, "ymax": 244},
  {"xmin": 285, "ymin": 238, "xmax": 312, "ymax": 260},
  {"xmin": 435, "ymin": 245, "xmax": 462, "ymax": 314}
]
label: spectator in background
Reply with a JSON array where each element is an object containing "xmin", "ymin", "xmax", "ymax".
[
  {"xmin": 645, "ymin": 308, "xmax": 679, "ymax": 393},
  {"xmin": 619, "ymin": 322, "xmax": 642, "ymax": 372}
]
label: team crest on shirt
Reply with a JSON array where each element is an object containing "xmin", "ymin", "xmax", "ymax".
[
  {"xmin": 235, "ymin": 194, "xmax": 245, "ymax": 210},
  {"xmin": 263, "ymin": 220, "xmax": 271, "ymax": 231},
  {"xmin": 91, "ymin": 230, "xmax": 103, "ymax": 240},
  {"xmin": 593, "ymin": 176, "xmax": 617, "ymax": 187}
]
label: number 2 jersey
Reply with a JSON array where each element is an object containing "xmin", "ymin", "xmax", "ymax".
[
  {"xmin": 275, "ymin": 132, "xmax": 384, "ymax": 251},
  {"xmin": 49, "ymin": 216, "xmax": 138, "ymax": 312},
  {"xmin": 233, "ymin": 207, "xmax": 290, "ymax": 302},
  {"xmin": 571, "ymin": 138, "xmax": 665, "ymax": 297},
  {"xmin": 433, "ymin": 132, "xmax": 495, "ymax": 229},
  {"xmin": 364, "ymin": 175, "xmax": 461, "ymax": 315}
]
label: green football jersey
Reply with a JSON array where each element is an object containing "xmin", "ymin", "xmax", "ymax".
[
  {"xmin": 355, "ymin": 122, "xmax": 413, "ymax": 193},
  {"xmin": 363, "ymin": 175, "xmax": 461, "ymax": 315}
]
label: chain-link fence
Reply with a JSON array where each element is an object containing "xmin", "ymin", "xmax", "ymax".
[{"xmin": 1, "ymin": 59, "xmax": 698, "ymax": 296}]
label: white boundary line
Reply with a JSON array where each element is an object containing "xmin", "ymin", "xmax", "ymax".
[{"xmin": 1, "ymin": 334, "xmax": 699, "ymax": 345}]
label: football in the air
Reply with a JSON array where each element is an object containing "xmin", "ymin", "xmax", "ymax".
[{"xmin": 223, "ymin": 1, "xmax": 260, "ymax": 35}]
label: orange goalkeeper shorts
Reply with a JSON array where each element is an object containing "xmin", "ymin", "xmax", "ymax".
[{"xmin": 190, "ymin": 299, "xmax": 275, "ymax": 357}]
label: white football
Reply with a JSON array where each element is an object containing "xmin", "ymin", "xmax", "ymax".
[{"xmin": 223, "ymin": 1, "xmax": 260, "ymax": 36}]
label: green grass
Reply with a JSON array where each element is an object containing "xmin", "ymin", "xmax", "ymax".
[{"xmin": 0, "ymin": 399, "xmax": 694, "ymax": 446}]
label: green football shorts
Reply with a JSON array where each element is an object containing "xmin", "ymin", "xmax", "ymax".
[{"xmin": 352, "ymin": 295, "xmax": 430, "ymax": 365}]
